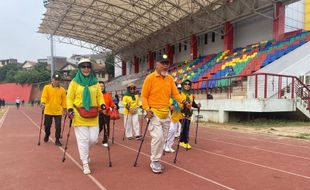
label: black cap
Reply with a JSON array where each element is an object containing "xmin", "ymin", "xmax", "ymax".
[
  {"xmin": 52, "ymin": 73, "xmax": 61, "ymax": 80},
  {"xmin": 157, "ymin": 54, "xmax": 169, "ymax": 65}
]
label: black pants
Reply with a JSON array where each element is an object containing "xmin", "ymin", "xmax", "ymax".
[
  {"xmin": 44, "ymin": 115, "xmax": 62, "ymax": 140},
  {"xmin": 99, "ymin": 112, "xmax": 111, "ymax": 143},
  {"xmin": 179, "ymin": 119, "xmax": 191, "ymax": 144}
]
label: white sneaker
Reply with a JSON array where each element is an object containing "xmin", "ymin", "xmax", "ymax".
[
  {"xmin": 102, "ymin": 143, "xmax": 109, "ymax": 147},
  {"xmin": 150, "ymin": 161, "xmax": 162, "ymax": 174},
  {"xmin": 164, "ymin": 147, "xmax": 171, "ymax": 153},
  {"xmin": 170, "ymin": 148, "xmax": 175, "ymax": 153},
  {"xmin": 83, "ymin": 163, "xmax": 91, "ymax": 175}
]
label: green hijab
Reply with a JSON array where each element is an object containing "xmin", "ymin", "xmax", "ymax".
[
  {"xmin": 181, "ymin": 79, "xmax": 192, "ymax": 97},
  {"xmin": 123, "ymin": 90, "xmax": 136, "ymax": 101},
  {"xmin": 73, "ymin": 69, "xmax": 98, "ymax": 111}
]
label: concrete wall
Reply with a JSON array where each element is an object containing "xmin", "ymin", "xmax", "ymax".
[
  {"xmin": 195, "ymin": 98, "xmax": 296, "ymax": 123},
  {"xmin": 234, "ymin": 13, "xmax": 273, "ymax": 48},
  {"xmin": 198, "ymin": 32, "xmax": 224, "ymax": 56},
  {"xmin": 173, "ymin": 41, "xmax": 191, "ymax": 64}
]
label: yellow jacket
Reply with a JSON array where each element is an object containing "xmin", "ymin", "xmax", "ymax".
[
  {"xmin": 122, "ymin": 94, "xmax": 140, "ymax": 115},
  {"xmin": 180, "ymin": 92, "xmax": 195, "ymax": 120},
  {"xmin": 169, "ymin": 98, "xmax": 183, "ymax": 123},
  {"xmin": 67, "ymin": 80, "xmax": 104, "ymax": 127},
  {"xmin": 41, "ymin": 84, "xmax": 66, "ymax": 115}
]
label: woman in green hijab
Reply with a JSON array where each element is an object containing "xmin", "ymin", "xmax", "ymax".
[
  {"xmin": 67, "ymin": 58, "xmax": 105, "ymax": 175},
  {"xmin": 178, "ymin": 79, "xmax": 201, "ymax": 150}
]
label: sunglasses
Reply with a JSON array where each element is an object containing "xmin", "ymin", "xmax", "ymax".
[
  {"xmin": 130, "ymin": 87, "xmax": 136, "ymax": 90},
  {"xmin": 184, "ymin": 83, "xmax": 191, "ymax": 86},
  {"xmin": 81, "ymin": 65, "xmax": 91, "ymax": 69}
]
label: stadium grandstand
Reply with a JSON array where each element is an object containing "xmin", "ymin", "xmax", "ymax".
[{"xmin": 37, "ymin": 0, "xmax": 310, "ymax": 122}]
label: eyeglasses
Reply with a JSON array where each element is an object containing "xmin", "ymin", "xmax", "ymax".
[{"xmin": 81, "ymin": 65, "xmax": 91, "ymax": 69}]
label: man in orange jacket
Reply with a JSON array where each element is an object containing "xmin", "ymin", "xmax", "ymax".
[{"xmin": 141, "ymin": 54, "xmax": 187, "ymax": 174}]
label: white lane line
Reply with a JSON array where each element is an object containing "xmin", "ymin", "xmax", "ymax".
[
  {"xmin": 204, "ymin": 128, "xmax": 310, "ymax": 150},
  {"xmin": 191, "ymin": 135, "xmax": 310, "ymax": 161},
  {"xmin": 116, "ymin": 126, "xmax": 310, "ymax": 161},
  {"xmin": 21, "ymin": 110, "xmax": 107, "ymax": 190},
  {"xmin": 0, "ymin": 107, "xmax": 9, "ymax": 129},
  {"xmin": 115, "ymin": 142, "xmax": 235, "ymax": 190},
  {"xmin": 114, "ymin": 127, "xmax": 310, "ymax": 180},
  {"xmin": 193, "ymin": 146, "xmax": 310, "ymax": 180}
]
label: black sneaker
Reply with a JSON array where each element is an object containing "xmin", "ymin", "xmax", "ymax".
[
  {"xmin": 55, "ymin": 140, "xmax": 62, "ymax": 146},
  {"xmin": 44, "ymin": 135, "xmax": 49, "ymax": 143}
]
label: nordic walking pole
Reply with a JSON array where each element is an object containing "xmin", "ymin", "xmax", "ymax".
[
  {"xmin": 62, "ymin": 119, "xmax": 73, "ymax": 163},
  {"xmin": 173, "ymin": 118, "xmax": 186, "ymax": 164},
  {"xmin": 60, "ymin": 113, "xmax": 67, "ymax": 139},
  {"xmin": 123, "ymin": 113, "xmax": 129, "ymax": 141},
  {"xmin": 140, "ymin": 108, "xmax": 144, "ymax": 133},
  {"xmin": 112, "ymin": 119, "xmax": 115, "ymax": 144},
  {"xmin": 106, "ymin": 141, "xmax": 112, "ymax": 167},
  {"xmin": 133, "ymin": 118, "xmax": 151, "ymax": 167},
  {"xmin": 37, "ymin": 109, "xmax": 44, "ymax": 146},
  {"xmin": 195, "ymin": 107, "xmax": 200, "ymax": 144}
]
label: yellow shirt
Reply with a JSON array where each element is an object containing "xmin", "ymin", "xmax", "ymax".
[
  {"xmin": 169, "ymin": 98, "xmax": 183, "ymax": 122},
  {"xmin": 122, "ymin": 94, "xmax": 140, "ymax": 115},
  {"xmin": 180, "ymin": 92, "xmax": 194, "ymax": 120},
  {"xmin": 141, "ymin": 71, "xmax": 184, "ymax": 119},
  {"xmin": 41, "ymin": 84, "xmax": 66, "ymax": 115},
  {"xmin": 67, "ymin": 80, "xmax": 104, "ymax": 127}
]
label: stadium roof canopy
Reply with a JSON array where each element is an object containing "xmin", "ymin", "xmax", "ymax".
[{"xmin": 39, "ymin": 0, "xmax": 295, "ymax": 57}]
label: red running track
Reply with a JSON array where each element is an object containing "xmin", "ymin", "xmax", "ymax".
[{"xmin": 0, "ymin": 106, "xmax": 310, "ymax": 190}]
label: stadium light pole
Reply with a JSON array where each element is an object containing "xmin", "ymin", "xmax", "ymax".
[
  {"xmin": 43, "ymin": 0, "xmax": 54, "ymax": 79},
  {"xmin": 50, "ymin": 34, "xmax": 54, "ymax": 79}
]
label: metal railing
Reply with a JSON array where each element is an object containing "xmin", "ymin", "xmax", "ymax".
[{"xmin": 107, "ymin": 72, "xmax": 310, "ymax": 111}]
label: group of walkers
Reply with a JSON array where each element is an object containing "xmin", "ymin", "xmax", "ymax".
[{"xmin": 39, "ymin": 56, "xmax": 201, "ymax": 175}]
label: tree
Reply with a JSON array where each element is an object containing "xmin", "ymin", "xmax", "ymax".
[
  {"xmin": 0, "ymin": 63, "xmax": 22, "ymax": 82},
  {"xmin": 0, "ymin": 62, "xmax": 50, "ymax": 84},
  {"xmin": 105, "ymin": 53, "xmax": 115, "ymax": 78}
]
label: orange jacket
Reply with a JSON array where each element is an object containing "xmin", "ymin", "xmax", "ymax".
[
  {"xmin": 141, "ymin": 71, "xmax": 184, "ymax": 119},
  {"xmin": 102, "ymin": 92, "xmax": 115, "ymax": 116}
]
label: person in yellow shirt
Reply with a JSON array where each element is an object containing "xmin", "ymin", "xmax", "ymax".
[
  {"xmin": 163, "ymin": 97, "xmax": 182, "ymax": 153},
  {"xmin": 66, "ymin": 58, "xmax": 105, "ymax": 175},
  {"xmin": 178, "ymin": 79, "xmax": 201, "ymax": 149},
  {"xmin": 141, "ymin": 54, "xmax": 187, "ymax": 174},
  {"xmin": 123, "ymin": 83, "xmax": 142, "ymax": 140},
  {"xmin": 40, "ymin": 73, "xmax": 66, "ymax": 146}
]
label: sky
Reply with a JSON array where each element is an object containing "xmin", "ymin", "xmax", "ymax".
[{"xmin": 0, "ymin": 1, "xmax": 93, "ymax": 63}]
